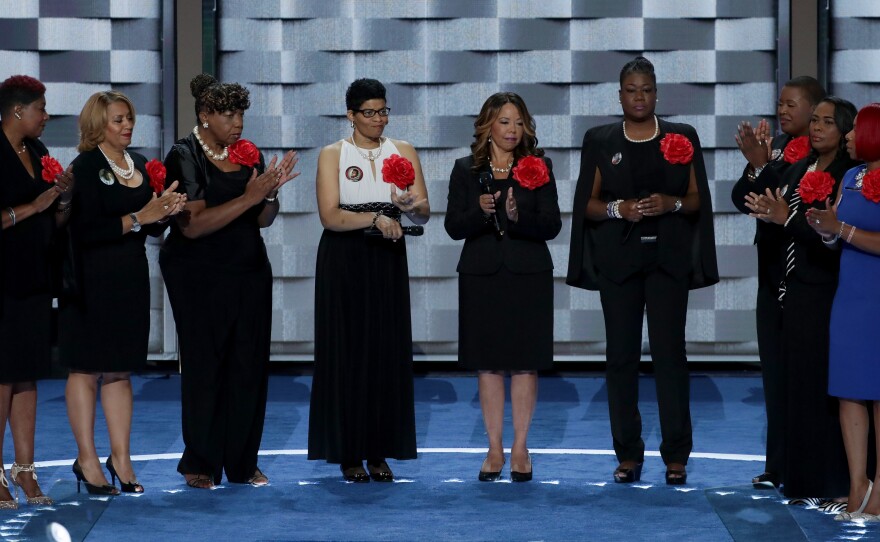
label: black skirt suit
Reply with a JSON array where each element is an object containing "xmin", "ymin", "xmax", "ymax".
[
  {"xmin": 59, "ymin": 148, "xmax": 163, "ymax": 372},
  {"xmin": 445, "ymin": 155, "xmax": 562, "ymax": 371},
  {"xmin": 566, "ymin": 119, "xmax": 718, "ymax": 465}
]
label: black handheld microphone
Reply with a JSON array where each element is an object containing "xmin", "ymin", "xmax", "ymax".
[
  {"xmin": 364, "ymin": 225, "xmax": 424, "ymax": 238},
  {"xmin": 622, "ymin": 190, "xmax": 650, "ymax": 244},
  {"xmin": 479, "ymin": 171, "xmax": 504, "ymax": 237}
]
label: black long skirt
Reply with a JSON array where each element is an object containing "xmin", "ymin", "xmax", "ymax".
[
  {"xmin": 458, "ymin": 267, "xmax": 553, "ymax": 371},
  {"xmin": 308, "ymin": 229, "xmax": 417, "ymax": 464}
]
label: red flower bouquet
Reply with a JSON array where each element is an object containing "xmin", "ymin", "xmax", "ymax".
[
  {"xmin": 659, "ymin": 133, "xmax": 694, "ymax": 165},
  {"xmin": 381, "ymin": 153, "xmax": 415, "ymax": 190},
  {"xmin": 228, "ymin": 139, "xmax": 260, "ymax": 167},
  {"xmin": 145, "ymin": 159, "xmax": 167, "ymax": 194},
  {"xmin": 40, "ymin": 155, "xmax": 63, "ymax": 183},
  {"xmin": 797, "ymin": 171, "xmax": 835, "ymax": 204},
  {"xmin": 783, "ymin": 136, "xmax": 810, "ymax": 164},
  {"xmin": 862, "ymin": 169, "xmax": 880, "ymax": 203},
  {"xmin": 512, "ymin": 155, "xmax": 550, "ymax": 190}
]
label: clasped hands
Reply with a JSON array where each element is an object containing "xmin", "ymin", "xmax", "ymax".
[
  {"xmin": 616, "ymin": 194, "xmax": 677, "ymax": 221},
  {"xmin": 480, "ymin": 187, "xmax": 519, "ymax": 223},
  {"xmin": 391, "ymin": 186, "xmax": 427, "ymax": 216},
  {"xmin": 744, "ymin": 188, "xmax": 788, "ymax": 224},
  {"xmin": 735, "ymin": 119, "xmax": 772, "ymax": 168}
]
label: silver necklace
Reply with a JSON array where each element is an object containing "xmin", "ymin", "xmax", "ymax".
[
  {"xmin": 350, "ymin": 136, "xmax": 383, "ymax": 161},
  {"xmin": 490, "ymin": 160, "xmax": 513, "ymax": 174},
  {"xmin": 193, "ymin": 125, "xmax": 228, "ymax": 161},
  {"xmin": 622, "ymin": 115, "xmax": 659, "ymax": 143},
  {"xmin": 98, "ymin": 144, "xmax": 135, "ymax": 180}
]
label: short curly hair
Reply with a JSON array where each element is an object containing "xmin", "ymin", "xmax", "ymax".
[
  {"xmin": 0, "ymin": 75, "xmax": 46, "ymax": 117},
  {"xmin": 190, "ymin": 73, "xmax": 250, "ymax": 121}
]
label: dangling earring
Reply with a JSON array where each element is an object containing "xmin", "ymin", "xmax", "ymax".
[
  {"xmin": 656, "ymin": 98, "xmax": 659, "ymax": 103},
  {"xmin": 618, "ymin": 99, "xmax": 621, "ymax": 104},
  {"xmin": 14, "ymin": 111, "xmax": 21, "ymax": 120},
  {"xmin": 350, "ymin": 121, "xmax": 354, "ymax": 129},
  {"xmin": 202, "ymin": 122, "xmax": 209, "ymax": 128}
]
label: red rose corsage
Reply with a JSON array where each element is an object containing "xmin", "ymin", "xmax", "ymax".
[
  {"xmin": 783, "ymin": 136, "xmax": 810, "ymax": 164},
  {"xmin": 145, "ymin": 159, "xmax": 167, "ymax": 194},
  {"xmin": 512, "ymin": 155, "xmax": 550, "ymax": 190},
  {"xmin": 40, "ymin": 155, "xmax": 63, "ymax": 183},
  {"xmin": 797, "ymin": 170, "xmax": 835, "ymax": 204},
  {"xmin": 862, "ymin": 169, "xmax": 880, "ymax": 203},
  {"xmin": 381, "ymin": 153, "xmax": 415, "ymax": 190},
  {"xmin": 659, "ymin": 133, "xmax": 694, "ymax": 165},
  {"xmin": 228, "ymin": 139, "xmax": 260, "ymax": 167}
]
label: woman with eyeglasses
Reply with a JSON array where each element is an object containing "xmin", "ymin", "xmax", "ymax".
[{"xmin": 308, "ymin": 78, "xmax": 430, "ymax": 483}]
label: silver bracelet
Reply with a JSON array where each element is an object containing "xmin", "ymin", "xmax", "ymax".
[
  {"xmin": 821, "ymin": 234, "xmax": 839, "ymax": 245},
  {"xmin": 6, "ymin": 207, "xmax": 15, "ymax": 226},
  {"xmin": 264, "ymin": 193, "xmax": 278, "ymax": 203}
]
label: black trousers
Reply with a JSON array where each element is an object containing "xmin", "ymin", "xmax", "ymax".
[
  {"xmin": 755, "ymin": 281, "xmax": 784, "ymax": 478},
  {"xmin": 162, "ymin": 259, "xmax": 272, "ymax": 484},
  {"xmin": 598, "ymin": 264, "xmax": 692, "ymax": 465}
]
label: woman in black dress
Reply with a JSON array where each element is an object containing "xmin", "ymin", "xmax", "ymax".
[
  {"xmin": 566, "ymin": 57, "xmax": 718, "ymax": 485},
  {"xmin": 445, "ymin": 92, "xmax": 561, "ymax": 482},
  {"xmin": 161, "ymin": 74, "xmax": 298, "ymax": 489},
  {"xmin": 309, "ymin": 78, "xmax": 429, "ymax": 482},
  {"xmin": 745, "ymin": 96, "xmax": 857, "ymax": 507},
  {"xmin": 0, "ymin": 75, "xmax": 72, "ymax": 508},
  {"xmin": 61, "ymin": 91, "xmax": 185, "ymax": 495}
]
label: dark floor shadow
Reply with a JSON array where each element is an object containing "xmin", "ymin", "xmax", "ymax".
[{"xmin": 704, "ymin": 484, "xmax": 808, "ymax": 541}]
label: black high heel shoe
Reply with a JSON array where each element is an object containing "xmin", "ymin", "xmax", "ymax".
[
  {"xmin": 665, "ymin": 464, "xmax": 687, "ymax": 485},
  {"xmin": 613, "ymin": 461, "xmax": 643, "ymax": 484},
  {"xmin": 478, "ymin": 457, "xmax": 505, "ymax": 482},
  {"xmin": 72, "ymin": 459, "xmax": 119, "ymax": 495},
  {"xmin": 510, "ymin": 454, "xmax": 533, "ymax": 483},
  {"xmin": 106, "ymin": 456, "xmax": 144, "ymax": 493},
  {"xmin": 340, "ymin": 462, "xmax": 370, "ymax": 483},
  {"xmin": 366, "ymin": 460, "xmax": 394, "ymax": 482}
]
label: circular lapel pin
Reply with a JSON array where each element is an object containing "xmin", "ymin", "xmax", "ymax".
[
  {"xmin": 99, "ymin": 169, "xmax": 115, "ymax": 186},
  {"xmin": 345, "ymin": 166, "xmax": 363, "ymax": 182},
  {"xmin": 611, "ymin": 152, "xmax": 622, "ymax": 165},
  {"xmin": 771, "ymin": 149, "xmax": 782, "ymax": 161}
]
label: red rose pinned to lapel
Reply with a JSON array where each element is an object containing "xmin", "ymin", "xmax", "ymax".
[
  {"xmin": 228, "ymin": 139, "xmax": 260, "ymax": 167},
  {"xmin": 659, "ymin": 133, "xmax": 694, "ymax": 165},
  {"xmin": 797, "ymin": 170, "xmax": 834, "ymax": 204},
  {"xmin": 862, "ymin": 169, "xmax": 880, "ymax": 203},
  {"xmin": 145, "ymin": 159, "xmax": 167, "ymax": 194},
  {"xmin": 381, "ymin": 153, "xmax": 415, "ymax": 190},
  {"xmin": 783, "ymin": 136, "xmax": 810, "ymax": 164},
  {"xmin": 40, "ymin": 155, "xmax": 63, "ymax": 183},
  {"xmin": 512, "ymin": 155, "xmax": 550, "ymax": 190}
]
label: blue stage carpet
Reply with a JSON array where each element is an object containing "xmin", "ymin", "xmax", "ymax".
[{"xmin": 2, "ymin": 374, "xmax": 876, "ymax": 541}]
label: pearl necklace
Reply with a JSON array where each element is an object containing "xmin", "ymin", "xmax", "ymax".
[
  {"xmin": 350, "ymin": 136, "xmax": 383, "ymax": 161},
  {"xmin": 193, "ymin": 125, "xmax": 228, "ymax": 161},
  {"xmin": 622, "ymin": 115, "xmax": 659, "ymax": 143},
  {"xmin": 16, "ymin": 142, "xmax": 26, "ymax": 155},
  {"xmin": 98, "ymin": 145, "xmax": 135, "ymax": 180},
  {"xmin": 490, "ymin": 160, "xmax": 513, "ymax": 174}
]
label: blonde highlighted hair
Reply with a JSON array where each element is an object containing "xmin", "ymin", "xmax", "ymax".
[
  {"xmin": 77, "ymin": 91, "xmax": 136, "ymax": 152},
  {"xmin": 471, "ymin": 92, "xmax": 542, "ymax": 171}
]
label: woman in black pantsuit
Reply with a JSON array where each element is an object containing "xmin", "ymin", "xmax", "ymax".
[
  {"xmin": 730, "ymin": 76, "xmax": 826, "ymax": 488},
  {"xmin": 0, "ymin": 75, "xmax": 72, "ymax": 508},
  {"xmin": 161, "ymin": 74, "xmax": 298, "ymax": 489},
  {"xmin": 62, "ymin": 91, "xmax": 185, "ymax": 495},
  {"xmin": 445, "ymin": 92, "xmax": 561, "ymax": 482},
  {"xmin": 566, "ymin": 57, "xmax": 718, "ymax": 485}
]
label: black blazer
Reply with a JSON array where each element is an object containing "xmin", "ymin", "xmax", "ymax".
[
  {"xmin": 444, "ymin": 155, "xmax": 561, "ymax": 275},
  {"xmin": 566, "ymin": 119, "xmax": 718, "ymax": 290},
  {"xmin": 778, "ymin": 154, "xmax": 860, "ymax": 285}
]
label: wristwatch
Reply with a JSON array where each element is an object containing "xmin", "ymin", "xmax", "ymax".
[
  {"xmin": 672, "ymin": 199, "xmax": 682, "ymax": 213},
  {"xmin": 129, "ymin": 212, "xmax": 141, "ymax": 232}
]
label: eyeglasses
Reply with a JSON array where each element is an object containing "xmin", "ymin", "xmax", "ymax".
[{"xmin": 353, "ymin": 107, "xmax": 391, "ymax": 118}]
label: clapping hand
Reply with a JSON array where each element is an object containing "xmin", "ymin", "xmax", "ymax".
[
  {"xmin": 504, "ymin": 187, "xmax": 518, "ymax": 223},
  {"xmin": 745, "ymin": 187, "xmax": 788, "ymax": 224},
  {"xmin": 805, "ymin": 198, "xmax": 840, "ymax": 238},
  {"xmin": 138, "ymin": 181, "xmax": 187, "ymax": 224},
  {"xmin": 735, "ymin": 119, "xmax": 772, "ymax": 168}
]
